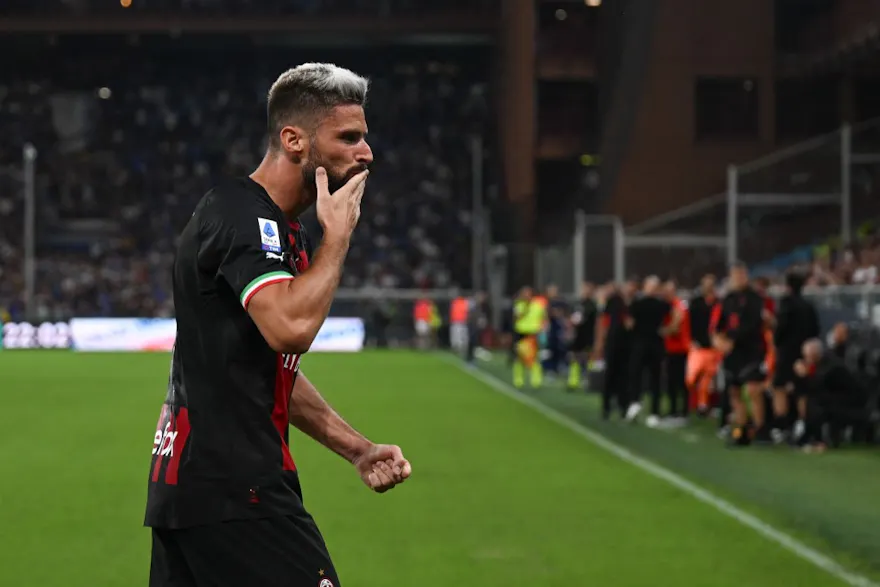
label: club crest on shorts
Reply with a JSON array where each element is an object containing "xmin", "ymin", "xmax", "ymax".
[
  {"xmin": 258, "ymin": 217, "xmax": 282, "ymax": 253},
  {"xmin": 319, "ymin": 579, "xmax": 334, "ymax": 587}
]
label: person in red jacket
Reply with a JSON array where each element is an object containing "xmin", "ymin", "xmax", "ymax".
[{"xmin": 663, "ymin": 280, "xmax": 690, "ymax": 426}]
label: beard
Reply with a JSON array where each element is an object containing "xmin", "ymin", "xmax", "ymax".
[{"xmin": 302, "ymin": 155, "xmax": 366, "ymax": 196}]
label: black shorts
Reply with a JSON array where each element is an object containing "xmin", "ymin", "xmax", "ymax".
[
  {"xmin": 150, "ymin": 513, "xmax": 340, "ymax": 587},
  {"xmin": 772, "ymin": 358, "xmax": 797, "ymax": 389},
  {"xmin": 723, "ymin": 354, "xmax": 766, "ymax": 388}
]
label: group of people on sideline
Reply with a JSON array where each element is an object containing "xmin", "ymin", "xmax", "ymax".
[{"xmin": 505, "ymin": 263, "xmax": 876, "ymax": 451}]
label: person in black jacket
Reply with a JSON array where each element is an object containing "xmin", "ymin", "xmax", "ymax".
[
  {"xmin": 771, "ymin": 271, "xmax": 820, "ymax": 441},
  {"xmin": 594, "ymin": 279, "xmax": 637, "ymax": 419},
  {"xmin": 794, "ymin": 338, "xmax": 870, "ymax": 450},
  {"xmin": 627, "ymin": 276, "xmax": 681, "ymax": 425},
  {"xmin": 713, "ymin": 262, "xmax": 767, "ymax": 446}
]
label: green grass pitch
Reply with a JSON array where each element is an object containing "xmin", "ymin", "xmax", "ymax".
[{"xmin": 0, "ymin": 350, "xmax": 875, "ymax": 586}]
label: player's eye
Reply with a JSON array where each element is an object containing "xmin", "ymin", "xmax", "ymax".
[{"xmin": 339, "ymin": 131, "xmax": 362, "ymax": 144}]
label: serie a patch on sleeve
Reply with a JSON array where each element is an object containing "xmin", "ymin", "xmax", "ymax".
[{"xmin": 258, "ymin": 217, "xmax": 282, "ymax": 253}]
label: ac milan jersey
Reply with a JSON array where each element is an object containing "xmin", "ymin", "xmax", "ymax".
[
  {"xmin": 144, "ymin": 177, "xmax": 313, "ymax": 529},
  {"xmin": 715, "ymin": 287, "xmax": 766, "ymax": 357}
]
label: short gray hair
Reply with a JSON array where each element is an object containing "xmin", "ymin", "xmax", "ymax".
[
  {"xmin": 803, "ymin": 338, "xmax": 824, "ymax": 357},
  {"xmin": 266, "ymin": 63, "xmax": 369, "ymax": 147}
]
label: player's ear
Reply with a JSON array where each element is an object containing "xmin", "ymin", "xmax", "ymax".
[{"xmin": 279, "ymin": 125, "xmax": 308, "ymax": 161}]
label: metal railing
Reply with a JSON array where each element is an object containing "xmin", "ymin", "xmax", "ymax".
[{"xmin": 545, "ymin": 119, "xmax": 880, "ymax": 286}]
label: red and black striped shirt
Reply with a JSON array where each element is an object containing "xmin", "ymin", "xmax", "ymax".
[{"xmin": 145, "ymin": 177, "xmax": 312, "ymax": 529}]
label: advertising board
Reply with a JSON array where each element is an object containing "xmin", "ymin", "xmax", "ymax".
[{"xmin": 62, "ymin": 317, "xmax": 364, "ymax": 352}]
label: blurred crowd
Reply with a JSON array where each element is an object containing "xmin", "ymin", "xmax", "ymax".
[
  {"xmin": 0, "ymin": 39, "xmax": 489, "ymax": 321},
  {"xmin": 798, "ymin": 234, "xmax": 880, "ymax": 287}
]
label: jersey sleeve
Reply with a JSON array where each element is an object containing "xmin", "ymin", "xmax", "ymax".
[{"xmin": 199, "ymin": 190, "xmax": 295, "ymax": 310}]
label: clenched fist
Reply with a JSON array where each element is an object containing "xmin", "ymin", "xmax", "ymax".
[{"xmin": 352, "ymin": 443, "xmax": 412, "ymax": 494}]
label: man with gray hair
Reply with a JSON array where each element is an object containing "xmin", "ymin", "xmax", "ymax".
[
  {"xmin": 793, "ymin": 337, "xmax": 869, "ymax": 450},
  {"xmin": 145, "ymin": 63, "xmax": 411, "ymax": 587}
]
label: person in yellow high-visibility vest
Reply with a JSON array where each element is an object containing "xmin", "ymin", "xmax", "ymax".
[
  {"xmin": 513, "ymin": 286, "xmax": 546, "ymax": 388},
  {"xmin": 428, "ymin": 300, "xmax": 442, "ymax": 335}
]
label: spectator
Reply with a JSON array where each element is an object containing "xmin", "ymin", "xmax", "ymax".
[
  {"xmin": 827, "ymin": 322, "xmax": 849, "ymax": 360},
  {"xmin": 0, "ymin": 41, "xmax": 491, "ymax": 318},
  {"xmin": 851, "ymin": 248, "xmax": 879, "ymax": 285}
]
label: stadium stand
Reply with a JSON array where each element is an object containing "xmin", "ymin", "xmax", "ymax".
[{"xmin": 0, "ymin": 39, "xmax": 491, "ymax": 321}]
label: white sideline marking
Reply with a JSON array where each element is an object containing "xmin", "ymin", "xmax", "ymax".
[{"xmin": 447, "ymin": 358, "xmax": 878, "ymax": 587}]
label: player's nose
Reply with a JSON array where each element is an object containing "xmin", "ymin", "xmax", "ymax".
[{"xmin": 357, "ymin": 140, "xmax": 373, "ymax": 167}]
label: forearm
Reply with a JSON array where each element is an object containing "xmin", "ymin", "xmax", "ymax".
[
  {"xmin": 281, "ymin": 233, "xmax": 349, "ymax": 343},
  {"xmin": 662, "ymin": 309, "xmax": 682, "ymax": 335},
  {"xmin": 288, "ymin": 372, "xmax": 372, "ymax": 464},
  {"xmin": 670, "ymin": 309, "xmax": 683, "ymax": 331}
]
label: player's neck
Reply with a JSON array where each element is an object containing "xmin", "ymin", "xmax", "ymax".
[{"xmin": 250, "ymin": 153, "xmax": 311, "ymax": 220}]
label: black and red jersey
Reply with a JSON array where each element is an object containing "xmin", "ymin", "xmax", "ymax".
[
  {"xmin": 688, "ymin": 294, "xmax": 719, "ymax": 348},
  {"xmin": 144, "ymin": 177, "xmax": 313, "ymax": 530},
  {"xmin": 714, "ymin": 287, "xmax": 766, "ymax": 356}
]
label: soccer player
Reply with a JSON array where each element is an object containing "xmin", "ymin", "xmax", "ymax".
[
  {"xmin": 713, "ymin": 262, "xmax": 767, "ymax": 446},
  {"xmin": 145, "ymin": 64, "xmax": 412, "ymax": 587}
]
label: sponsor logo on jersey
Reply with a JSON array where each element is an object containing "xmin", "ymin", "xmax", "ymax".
[
  {"xmin": 282, "ymin": 352, "xmax": 301, "ymax": 372},
  {"xmin": 265, "ymin": 251, "xmax": 284, "ymax": 262},
  {"xmin": 153, "ymin": 421, "xmax": 178, "ymax": 457},
  {"xmin": 258, "ymin": 217, "xmax": 282, "ymax": 253},
  {"xmin": 150, "ymin": 405, "xmax": 192, "ymax": 485}
]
